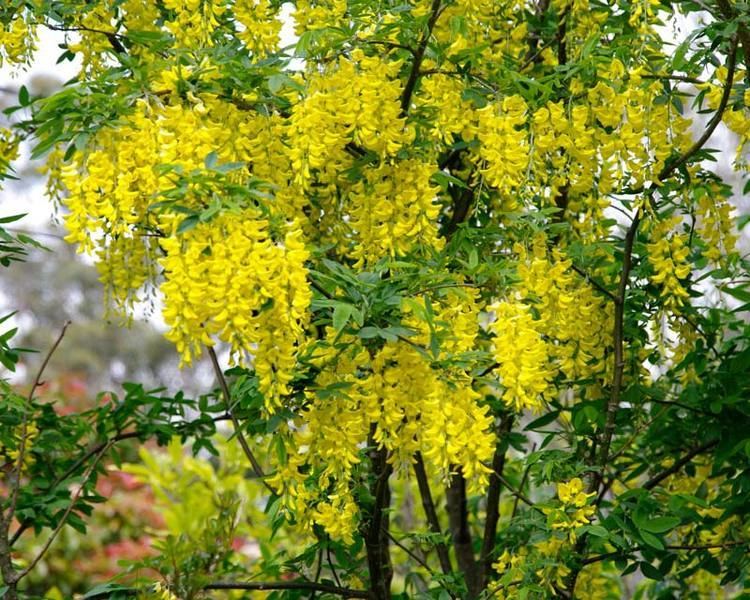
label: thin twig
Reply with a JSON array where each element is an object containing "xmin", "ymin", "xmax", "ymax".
[
  {"xmin": 6, "ymin": 321, "xmax": 70, "ymax": 525},
  {"xmin": 495, "ymin": 474, "xmax": 543, "ymax": 515},
  {"xmin": 400, "ymin": 0, "xmax": 443, "ymax": 116},
  {"xmin": 382, "ymin": 528, "xmax": 435, "ymax": 576},
  {"xmin": 643, "ymin": 439, "xmax": 718, "ymax": 490},
  {"xmin": 17, "ymin": 440, "xmax": 114, "ymax": 581},
  {"xmin": 206, "ymin": 346, "xmax": 275, "ymax": 495},
  {"xmin": 480, "ymin": 416, "xmax": 514, "ymax": 587},
  {"xmin": 413, "ymin": 452, "xmax": 453, "ymax": 575},
  {"xmin": 204, "ymin": 580, "xmax": 373, "ymax": 598},
  {"xmin": 569, "ymin": 264, "xmax": 617, "ymax": 302},
  {"xmin": 511, "ymin": 444, "xmax": 535, "ymax": 519},
  {"xmin": 327, "ymin": 544, "xmax": 342, "ymax": 588}
]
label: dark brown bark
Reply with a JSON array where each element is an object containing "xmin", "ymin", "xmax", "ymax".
[
  {"xmin": 479, "ymin": 416, "xmax": 514, "ymax": 588},
  {"xmin": 413, "ymin": 453, "xmax": 453, "ymax": 575},
  {"xmin": 446, "ymin": 470, "xmax": 480, "ymax": 597},
  {"xmin": 365, "ymin": 436, "xmax": 392, "ymax": 600}
]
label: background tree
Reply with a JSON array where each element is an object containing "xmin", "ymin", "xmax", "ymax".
[{"xmin": 2, "ymin": 0, "xmax": 750, "ymax": 598}]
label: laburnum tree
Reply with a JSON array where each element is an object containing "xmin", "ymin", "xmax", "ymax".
[{"xmin": 2, "ymin": 0, "xmax": 750, "ymax": 598}]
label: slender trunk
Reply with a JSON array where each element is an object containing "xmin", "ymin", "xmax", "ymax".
[
  {"xmin": 365, "ymin": 434, "xmax": 392, "ymax": 600},
  {"xmin": 480, "ymin": 416, "xmax": 514, "ymax": 588},
  {"xmin": 446, "ymin": 470, "xmax": 480, "ymax": 597}
]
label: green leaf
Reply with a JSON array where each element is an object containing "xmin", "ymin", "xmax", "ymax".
[
  {"xmin": 640, "ymin": 561, "xmax": 664, "ymax": 580},
  {"xmin": 431, "ymin": 170, "xmax": 469, "ymax": 190},
  {"xmin": 204, "ymin": 151, "xmax": 218, "ymax": 170},
  {"xmin": 639, "ymin": 530, "xmax": 665, "ymax": 550},
  {"xmin": 638, "ymin": 516, "xmax": 680, "ymax": 534},
  {"xmin": 524, "ymin": 410, "xmax": 560, "ymax": 431},
  {"xmin": 82, "ymin": 583, "xmax": 136, "ymax": 599},
  {"xmin": 583, "ymin": 525, "xmax": 609, "ymax": 538},
  {"xmin": 723, "ymin": 285, "xmax": 750, "ymax": 303},
  {"xmin": 176, "ymin": 214, "xmax": 200, "ymax": 234},
  {"xmin": 332, "ymin": 302, "xmax": 354, "ymax": 333}
]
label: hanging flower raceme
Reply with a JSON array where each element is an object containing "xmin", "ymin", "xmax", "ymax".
[
  {"xmin": 647, "ymin": 216, "xmax": 692, "ymax": 312},
  {"xmin": 489, "ymin": 300, "xmax": 556, "ymax": 413},
  {"xmin": 160, "ymin": 213, "xmax": 311, "ymax": 407}
]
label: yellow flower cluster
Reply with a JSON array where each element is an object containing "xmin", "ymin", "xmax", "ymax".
[
  {"xmin": 269, "ymin": 301, "xmax": 494, "ymax": 543},
  {"xmin": 57, "ymin": 93, "xmax": 314, "ymax": 406},
  {"xmin": 475, "ymin": 96, "xmax": 529, "ymax": 197},
  {"xmin": 293, "ymin": 0, "xmax": 348, "ymax": 36},
  {"xmin": 490, "ymin": 236, "xmax": 612, "ymax": 412},
  {"xmin": 3, "ymin": 421, "xmax": 38, "ymax": 473},
  {"xmin": 234, "ymin": 0, "xmax": 281, "ymax": 57},
  {"xmin": 0, "ymin": 128, "xmax": 20, "ymax": 188},
  {"xmin": 0, "ymin": 7, "xmax": 36, "ymax": 67},
  {"xmin": 347, "ymin": 159, "xmax": 442, "ymax": 265},
  {"xmin": 160, "ymin": 214, "xmax": 311, "ymax": 405},
  {"xmin": 403, "ymin": 287, "xmax": 481, "ymax": 356},
  {"xmin": 489, "ymin": 301, "xmax": 554, "ymax": 413},
  {"xmin": 163, "ymin": 0, "xmax": 226, "ymax": 48},
  {"xmin": 66, "ymin": 5, "xmax": 117, "ymax": 74},
  {"xmin": 418, "ymin": 0, "xmax": 528, "ymax": 66},
  {"xmin": 416, "ymin": 72, "xmax": 476, "ymax": 143},
  {"xmin": 152, "ymin": 582, "xmax": 180, "ymax": 600},
  {"xmin": 288, "ymin": 50, "xmax": 412, "ymax": 184},
  {"xmin": 665, "ymin": 465, "xmax": 748, "ymax": 562},
  {"xmin": 695, "ymin": 184, "xmax": 737, "ymax": 265},
  {"xmin": 647, "ymin": 216, "xmax": 691, "ymax": 312},
  {"xmin": 515, "ymin": 237, "xmax": 612, "ymax": 383},
  {"xmin": 549, "ymin": 477, "xmax": 596, "ymax": 540}
]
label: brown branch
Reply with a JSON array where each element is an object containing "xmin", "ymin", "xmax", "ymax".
[
  {"xmin": 204, "ymin": 580, "xmax": 373, "ymax": 598},
  {"xmin": 641, "ymin": 73, "xmax": 705, "ymax": 85},
  {"xmin": 581, "ymin": 539, "xmax": 749, "ymax": 567},
  {"xmin": 569, "ymin": 264, "xmax": 617, "ymax": 303},
  {"xmin": 400, "ymin": 0, "xmax": 443, "ymax": 116},
  {"xmin": 715, "ymin": 0, "xmax": 750, "ymax": 85},
  {"xmin": 413, "ymin": 452, "xmax": 453, "ymax": 575},
  {"xmin": 42, "ymin": 22, "xmax": 127, "ymax": 55},
  {"xmin": 657, "ymin": 34, "xmax": 739, "ymax": 181},
  {"xmin": 643, "ymin": 439, "xmax": 718, "ymax": 490},
  {"xmin": 511, "ymin": 445, "xmax": 535, "ymax": 519},
  {"xmin": 365, "ymin": 433, "xmax": 393, "ymax": 600},
  {"xmin": 621, "ymin": 34, "xmax": 738, "ymax": 199},
  {"xmin": 360, "ymin": 40, "xmax": 417, "ymax": 56},
  {"xmin": 591, "ymin": 209, "xmax": 640, "ymax": 494},
  {"xmin": 206, "ymin": 346, "xmax": 275, "ymax": 495},
  {"xmin": 593, "ymin": 34, "xmax": 739, "ymax": 494},
  {"xmin": 5, "ymin": 321, "xmax": 71, "ymax": 526},
  {"xmin": 16, "ymin": 440, "xmax": 113, "ymax": 581},
  {"xmin": 493, "ymin": 473, "xmax": 543, "ymax": 513},
  {"xmin": 446, "ymin": 468, "xmax": 480, "ymax": 597},
  {"xmin": 665, "ymin": 540, "xmax": 749, "ymax": 551},
  {"xmin": 480, "ymin": 416, "xmax": 514, "ymax": 588}
]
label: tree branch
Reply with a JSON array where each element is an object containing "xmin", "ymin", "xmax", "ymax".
[
  {"xmin": 206, "ymin": 346, "xmax": 275, "ymax": 495},
  {"xmin": 16, "ymin": 440, "xmax": 114, "ymax": 582},
  {"xmin": 204, "ymin": 580, "xmax": 374, "ymax": 598},
  {"xmin": 400, "ymin": 0, "xmax": 443, "ymax": 116},
  {"xmin": 5, "ymin": 321, "xmax": 71, "ymax": 526},
  {"xmin": 365, "ymin": 431, "xmax": 392, "ymax": 600},
  {"xmin": 643, "ymin": 439, "xmax": 718, "ymax": 490},
  {"xmin": 446, "ymin": 468, "xmax": 480, "ymax": 597},
  {"xmin": 413, "ymin": 452, "xmax": 453, "ymax": 575},
  {"xmin": 480, "ymin": 416, "xmax": 514, "ymax": 588}
]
